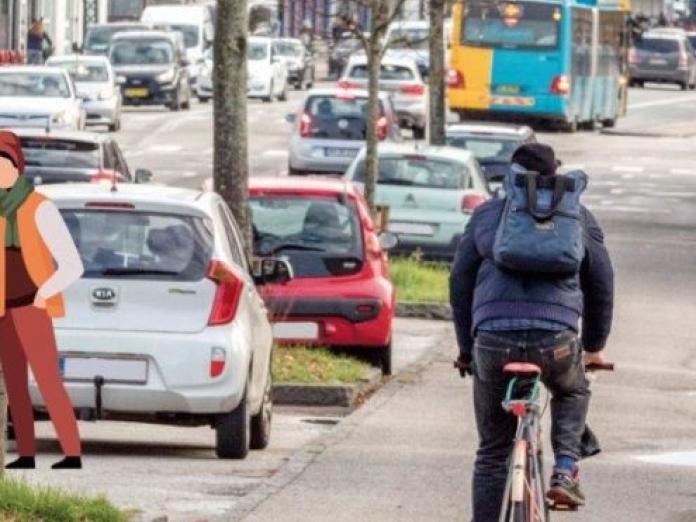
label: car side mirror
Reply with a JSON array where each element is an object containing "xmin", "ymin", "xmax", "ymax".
[
  {"xmin": 378, "ymin": 231, "xmax": 398, "ymax": 251},
  {"xmin": 285, "ymin": 113, "xmax": 297, "ymax": 124},
  {"xmin": 134, "ymin": 168, "xmax": 153, "ymax": 184},
  {"xmin": 252, "ymin": 257, "xmax": 293, "ymax": 285}
]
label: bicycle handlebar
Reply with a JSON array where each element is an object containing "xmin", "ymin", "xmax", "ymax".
[{"xmin": 584, "ymin": 362, "xmax": 615, "ymax": 372}]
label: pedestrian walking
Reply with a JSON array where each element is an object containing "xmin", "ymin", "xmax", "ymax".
[
  {"xmin": 450, "ymin": 143, "xmax": 615, "ymax": 521},
  {"xmin": 26, "ymin": 18, "xmax": 52, "ymax": 65}
]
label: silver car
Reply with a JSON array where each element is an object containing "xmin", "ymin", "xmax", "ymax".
[
  {"xmin": 340, "ymin": 55, "xmax": 427, "ymax": 139},
  {"xmin": 196, "ymin": 47, "xmax": 213, "ymax": 102},
  {"xmin": 32, "ymin": 182, "xmax": 289, "ymax": 459},
  {"xmin": 286, "ymin": 87, "xmax": 402, "ymax": 176},
  {"xmin": 47, "ymin": 55, "xmax": 122, "ymax": 132}
]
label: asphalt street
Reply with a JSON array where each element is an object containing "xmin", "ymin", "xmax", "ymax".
[{"xmin": 7, "ymin": 83, "xmax": 696, "ymax": 522}]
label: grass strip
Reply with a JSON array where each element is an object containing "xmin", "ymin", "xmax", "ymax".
[
  {"xmin": 272, "ymin": 345, "xmax": 371, "ymax": 384},
  {"xmin": 389, "ymin": 256, "xmax": 450, "ymax": 303}
]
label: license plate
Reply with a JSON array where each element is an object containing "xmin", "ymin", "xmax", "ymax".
[
  {"xmin": 649, "ymin": 58, "xmax": 668, "ymax": 65},
  {"xmin": 126, "ymin": 87, "xmax": 149, "ymax": 98},
  {"xmin": 389, "ymin": 222, "xmax": 436, "ymax": 236},
  {"xmin": 57, "ymin": 357, "xmax": 148, "ymax": 384},
  {"xmin": 273, "ymin": 322, "xmax": 319, "ymax": 340},
  {"xmin": 325, "ymin": 147, "xmax": 356, "ymax": 158},
  {"xmin": 496, "ymin": 84, "xmax": 520, "ymax": 94}
]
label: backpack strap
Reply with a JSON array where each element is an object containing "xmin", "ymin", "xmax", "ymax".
[{"xmin": 523, "ymin": 172, "xmax": 569, "ymax": 221}]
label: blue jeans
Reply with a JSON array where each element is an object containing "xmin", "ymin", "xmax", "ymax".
[
  {"xmin": 26, "ymin": 50, "xmax": 43, "ymax": 65},
  {"xmin": 471, "ymin": 329, "xmax": 590, "ymax": 522}
]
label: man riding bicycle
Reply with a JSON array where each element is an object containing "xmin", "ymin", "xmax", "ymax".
[{"xmin": 450, "ymin": 143, "xmax": 614, "ymax": 522}]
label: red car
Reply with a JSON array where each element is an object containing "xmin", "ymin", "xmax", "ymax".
[{"xmin": 249, "ymin": 177, "xmax": 396, "ymax": 374}]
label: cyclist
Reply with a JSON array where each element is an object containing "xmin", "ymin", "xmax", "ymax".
[{"xmin": 450, "ymin": 143, "xmax": 614, "ymax": 521}]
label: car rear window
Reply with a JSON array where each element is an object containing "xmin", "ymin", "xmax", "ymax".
[
  {"xmin": 60, "ymin": 210, "xmax": 213, "ymax": 281},
  {"xmin": 21, "ymin": 139, "xmax": 101, "ymax": 169},
  {"xmin": 349, "ymin": 64, "xmax": 415, "ymax": 81},
  {"xmin": 250, "ymin": 196, "xmax": 363, "ymax": 277},
  {"xmin": 446, "ymin": 134, "xmax": 521, "ymax": 163},
  {"xmin": 353, "ymin": 155, "xmax": 470, "ymax": 189},
  {"xmin": 303, "ymin": 95, "xmax": 384, "ymax": 140},
  {"xmin": 636, "ymin": 37, "xmax": 679, "ymax": 53}
]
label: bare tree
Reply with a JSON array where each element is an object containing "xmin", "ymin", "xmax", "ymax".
[
  {"xmin": 428, "ymin": 0, "xmax": 447, "ymax": 145},
  {"xmin": 214, "ymin": 0, "xmax": 251, "ymax": 253},
  {"xmin": 339, "ymin": 0, "xmax": 407, "ymax": 216}
]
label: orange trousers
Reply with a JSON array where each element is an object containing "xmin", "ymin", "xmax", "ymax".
[{"xmin": 0, "ymin": 305, "xmax": 81, "ymax": 456}]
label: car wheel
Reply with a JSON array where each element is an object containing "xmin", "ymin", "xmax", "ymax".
[
  {"xmin": 560, "ymin": 117, "xmax": 577, "ymax": 133},
  {"xmin": 108, "ymin": 118, "xmax": 121, "ymax": 132},
  {"xmin": 182, "ymin": 94, "xmax": 191, "ymax": 110},
  {"xmin": 198, "ymin": 96, "xmax": 211, "ymax": 103},
  {"xmin": 287, "ymin": 165, "xmax": 305, "ymax": 176},
  {"xmin": 215, "ymin": 382, "xmax": 250, "ymax": 459},
  {"xmin": 262, "ymin": 82, "xmax": 273, "ymax": 103},
  {"xmin": 169, "ymin": 89, "xmax": 181, "ymax": 111},
  {"xmin": 602, "ymin": 118, "xmax": 616, "ymax": 129},
  {"xmin": 379, "ymin": 342, "xmax": 393, "ymax": 376},
  {"xmin": 412, "ymin": 126, "xmax": 426, "ymax": 140},
  {"xmin": 250, "ymin": 371, "xmax": 272, "ymax": 450},
  {"xmin": 278, "ymin": 82, "xmax": 288, "ymax": 102},
  {"xmin": 680, "ymin": 81, "xmax": 689, "ymax": 91}
]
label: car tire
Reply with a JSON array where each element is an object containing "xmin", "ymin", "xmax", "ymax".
[
  {"xmin": 108, "ymin": 118, "xmax": 121, "ymax": 132},
  {"xmin": 182, "ymin": 96, "xmax": 191, "ymax": 110},
  {"xmin": 278, "ymin": 82, "xmax": 288, "ymax": 102},
  {"xmin": 169, "ymin": 89, "xmax": 181, "ymax": 111},
  {"xmin": 560, "ymin": 117, "xmax": 577, "ymax": 133},
  {"xmin": 250, "ymin": 371, "xmax": 273, "ymax": 450},
  {"xmin": 602, "ymin": 118, "xmax": 616, "ymax": 129},
  {"xmin": 680, "ymin": 81, "xmax": 689, "ymax": 91},
  {"xmin": 262, "ymin": 82, "xmax": 273, "ymax": 103},
  {"xmin": 215, "ymin": 383, "xmax": 250, "ymax": 459},
  {"xmin": 198, "ymin": 96, "xmax": 211, "ymax": 103},
  {"xmin": 378, "ymin": 342, "xmax": 393, "ymax": 376},
  {"xmin": 287, "ymin": 165, "xmax": 305, "ymax": 176},
  {"xmin": 412, "ymin": 126, "xmax": 426, "ymax": 140}
]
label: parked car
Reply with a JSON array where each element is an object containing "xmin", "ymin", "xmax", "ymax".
[
  {"xmin": 446, "ymin": 123, "xmax": 536, "ymax": 186},
  {"xmin": 109, "ymin": 31, "xmax": 192, "ymax": 111},
  {"xmin": 249, "ymin": 176, "xmax": 396, "ymax": 374},
  {"xmin": 0, "ymin": 67, "xmax": 85, "ymax": 131},
  {"xmin": 196, "ymin": 47, "xmax": 213, "ymax": 102},
  {"xmin": 273, "ymin": 38, "xmax": 315, "ymax": 90},
  {"xmin": 287, "ymin": 87, "xmax": 401, "ymax": 176},
  {"xmin": 344, "ymin": 143, "xmax": 490, "ymax": 260},
  {"xmin": 140, "ymin": 4, "xmax": 215, "ymax": 86},
  {"xmin": 47, "ymin": 55, "xmax": 122, "ymax": 132},
  {"xmin": 629, "ymin": 30, "xmax": 696, "ymax": 89},
  {"xmin": 328, "ymin": 36, "xmax": 363, "ymax": 79},
  {"xmin": 383, "ymin": 20, "xmax": 430, "ymax": 79},
  {"xmin": 247, "ymin": 36, "xmax": 288, "ymax": 102},
  {"xmin": 35, "ymin": 182, "xmax": 290, "ymax": 459},
  {"xmin": 83, "ymin": 22, "xmax": 149, "ymax": 55},
  {"xmin": 13, "ymin": 128, "xmax": 150, "ymax": 185},
  {"xmin": 340, "ymin": 55, "xmax": 427, "ymax": 139}
]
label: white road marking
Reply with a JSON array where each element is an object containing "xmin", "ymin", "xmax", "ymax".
[
  {"xmin": 670, "ymin": 168, "xmax": 696, "ymax": 176},
  {"xmin": 628, "ymin": 95, "xmax": 696, "ymax": 110},
  {"xmin": 262, "ymin": 149, "xmax": 289, "ymax": 158},
  {"xmin": 147, "ymin": 145, "xmax": 182, "ymax": 153},
  {"xmin": 611, "ymin": 166, "xmax": 644, "ymax": 173},
  {"xmin": 634, "ymin": 451, "xmax": 696, "ymax": 467},
  {"xmin": 182, "ymin": 171, "xmax": 199, "ymax": 178},
  {"xmin": 610, "ymin": 188, "xmax": 625, "ymax": 195},
  {"xmin": 588, "ymin": 204, "xmax": 671, "ymax": 214}
]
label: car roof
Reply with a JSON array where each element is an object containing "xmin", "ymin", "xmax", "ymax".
[
  {"xmin": 11, "ymin": 128, "xmax": 109, "ymax": 143},
  {"xmin": 346, "ymin": 54, "xmax": 418, "ymax": 69},
  {"xmin": 446, "ymin": 123, "xmax": 533, "ymax": 137},
  {"xmin": 88, "ymin": 22, "xmax": 147, "ymax": 29},
  {"xmin": 304, "ymin": 86, "xmax": 391, "ymax": 100},
  {"xmin": 249, "ymin": 176, "xmax": 359, "ymax": 197},
  {"xmin": 0, "ymin": 66, "xmax": 68, "ymax": 75},
  {"xmin": 249, "ymin": 36, "xmax": 272, "ymax": 44},
  {"xmin": 388, "ymin": 20, "xmax": 429, "ymax": 30},
  {"xmin": 48, "ymin": 54, "xmax": 110, "ymax": 64},
  {"xmin": 111, "ymin": 30, "xmax": 173, "ymax": 41},
  {"xmin": 357, "ymin": 142, "xmax": 474, "ymax": 162},
  {"xmin": 642, "ymin": 30, "xmax": 686, "ymax": 40}
]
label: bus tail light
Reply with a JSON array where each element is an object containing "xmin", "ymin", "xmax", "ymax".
[
  {"xmin": 550, "ymin": 75, "xmax": 571, "ymax": 95},
  {"xmin": 446, "ymin": 69, "xmax": 465, "ymax": 88},
  {"xmin": 299, "ymin": 112, "xmax": 313, "ymax": 138},
  {"xmin": 207, "ymin": 260, "xmax": 245, "ymax": 326},
  {"xmin": 376, "ymin": 116, "xmax": 388, "ymax": 141},
  {"xmin": 462, "ymin": 192, "xmax": 486, "ymax": 214}
]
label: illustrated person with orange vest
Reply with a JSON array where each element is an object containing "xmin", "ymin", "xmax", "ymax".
[{"xmin": 0, "ymin": 130, "xmax": 84, "ymax": 469}]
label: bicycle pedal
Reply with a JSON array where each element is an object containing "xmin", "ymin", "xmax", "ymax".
[{"xmin": 547, "ymin": 500, "xmax": 579, "ymax": 512}]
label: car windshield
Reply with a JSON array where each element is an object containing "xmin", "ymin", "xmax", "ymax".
[
  {"xmin": 446, "ymin": 134, "xmax": 522, "ymax": 163},
  {"xmin": 0, "ymin": 72, "xmax": 71, "ymax": 97},
  {"xmin": 463, "ymin": 1, "xmax": 561, "ymax": 49},
  {"xmin": 303, "ymin": 95, "xmax": 383, "ymax": 140},
  {"xmin": 21, "ymin": 138, "xmax": 100, "ymax": 169},
  {"xmin": 275, "ymin": 41, "xmax": 304, "ymax": 57},
  {"xmin": 167, "ymin": 24, "xmax": 199, "ymax": 48},
  {"xmin": 110, "ymin": 39, "xmax": 174, "ymax": 65},
  {"xmin": 250, "ymin": 196, "xmax": 363, "ymax": 277},
  {"xmin": 349, "ymin": 64, "xmax": 415, "ymax": 81},
  {"xmin": 61, "ymin": 210, "xmax": 213, "ymax": 281},
  {"xmin": 388, "ymin": 28, "xmax": 429, "ymax": 50},
  {"xmin": 248, "ymin": 42, "xmax": 269, "ymax": 60},
  {"xmin": 353, "ymin": 155, "xmax": 469, "ymax": 189},
  {"xmin": 635, "ymin": 37, "xmax": 679, "ymax": 53},
  {"xmin": 50, "ymin": 61, "xmax": 109, "ymax": 82},
  {"xmin": 85, "ymin": 26, "xmax": 127, "ymax": 52}
]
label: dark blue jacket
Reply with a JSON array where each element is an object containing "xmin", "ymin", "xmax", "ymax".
[{"xmin": 450, "ymin": 198, "xmax": 614, "ymax": 359}]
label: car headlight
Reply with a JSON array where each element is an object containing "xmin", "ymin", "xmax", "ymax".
[
  {"xmin": 51, "ymin": 111, "xmax": 67, "ymax": 124},
  {"xmin": 156, "ymin": 69, "xmax": 176, "ymax": 84},
  {"xmin": 98, "ymin": 88, "xmax": 113, "ymax": 100}
]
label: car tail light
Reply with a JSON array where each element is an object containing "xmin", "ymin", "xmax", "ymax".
[
  {"xmin": 207, "ymin": 260, "xmax": 245, "ymax": 326},
  {"xmin": 628, "ymin": 47, "xmax": 638, "ymax": 64},
  {"xmin": 337, "ymin": 80, "xmax": 360, "ymax": 90},
  {"xmin": 462, "ymin": 193, "xmax": 486, "ymax": 214},
  {"xmin": 210, "ymin": 347, "xmax": 226, "ymax": 378},
  {"xmin": 400, "ymin": 83, "xmax": 425, "ymax": 95},
  {"xmin": 376, "ymin": 116, "xmax": 388, "ymax": 141},
  {"xmin": 679, "ymin": 51, "xmax": 689, "ymax": 67},
  {"xmin": 299, "ymin": 112, "xmax": 312, "ymax": 138},
  {"xmin": 446, "ymin": 69, "xmax": 465, "ymax": 88},
  {"xmin": 84, "ymin": 201, "xmax": 135, "ymax": 209},
  {"xmin": 550, "ymin": 75, "xmax": 571, "ymax": 95}
]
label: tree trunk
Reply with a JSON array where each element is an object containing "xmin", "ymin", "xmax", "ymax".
[
  {"xmin": 214, "ymin": 0, "xmax": 251, "ymax": 254},
  {"xmin": 428, "ymin": 0, "xmax": 446, "ymax": 146}
]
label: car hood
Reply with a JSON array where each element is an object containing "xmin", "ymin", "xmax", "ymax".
[
  {"xmin": 0, "ymin": 97, "xmax": 75, "ymax": 113},
  {"xmin": 112, "ymin": 65, "xmax": 173, "ymax": 77}
]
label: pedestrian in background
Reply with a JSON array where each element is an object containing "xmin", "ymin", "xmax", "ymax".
[{"xmin": 26, "ymin": 18, "xmax": 52, "ymax": 65}]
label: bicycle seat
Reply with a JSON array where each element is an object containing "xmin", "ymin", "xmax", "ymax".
[{"xmin": 503, "ymin": 362, "xmax": 542, "ymax": 376}]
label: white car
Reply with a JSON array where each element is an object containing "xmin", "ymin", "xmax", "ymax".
[
  {"xmin": 247, "ymin": 36, "xmax": 288, "ymax": 102},
  {"xmin": 46, "ymin": 55, "xmax": 122, "ymax": 132},
  {"xmin": 196, "ymin": 47, "xmax": 213, "ymax": 102},
  {"xmin": 0, "ymin": 67, "xmax": 85, "ymax": 131},
  {"xmin": 31, "ymin": 183, "xmax": 289, "ymax": 459},
  {"xmin": 383, "ymin": 20, "xmax": 430, "ymax": 79}
]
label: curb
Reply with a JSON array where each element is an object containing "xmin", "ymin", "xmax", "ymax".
[
  {"xmin": 396, "ymin": 302, "xmax": 452, "ymax": 321},
  {"xmin": 272, "ymin": 368, "xmax": 383, "ymax": 407}
]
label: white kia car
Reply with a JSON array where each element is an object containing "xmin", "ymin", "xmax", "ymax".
[
  {"xmin": 247, "ymin": 36, "xmax": 288, "ymax": 102},
  {"xmin": 30, "ymin": 183, "xmax": 289, "ymax": 459}
]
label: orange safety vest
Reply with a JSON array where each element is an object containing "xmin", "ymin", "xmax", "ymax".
[{"xmin": 0, "ymin": 192, "xmax": 65, "ymax": 318}]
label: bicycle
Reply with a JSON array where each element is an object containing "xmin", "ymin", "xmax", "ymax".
[{"xmin": 496, "ymin": 361, "xmax": 614, "ymax": 522}]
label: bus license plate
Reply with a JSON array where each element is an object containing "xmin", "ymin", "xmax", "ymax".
[{"xmin": 497, "ymin": 84, "xmax": 520, "ymax": 94}]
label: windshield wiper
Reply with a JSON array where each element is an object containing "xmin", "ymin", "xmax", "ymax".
[
  {"xmin": 100, "ymin": 268, "xmax": 180, "ymax": 276},
  {"xmin": 378, "ymin": 179, "xmax": 415, "ymax": 186},
  {"xmin": 267, "ymin": 243, "xmax": 326, "ymax": 255}
]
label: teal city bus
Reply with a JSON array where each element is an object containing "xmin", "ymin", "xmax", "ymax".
[{"xmin": 448, "ymin": 0, "xmax": 631, "ymax": 131}]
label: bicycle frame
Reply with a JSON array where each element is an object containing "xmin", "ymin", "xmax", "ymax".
[{"xmin": 499, "ymin": 376, "xmax": 549, "ymax": 522}]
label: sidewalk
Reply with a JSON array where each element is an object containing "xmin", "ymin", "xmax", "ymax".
[{"xmin": 238, "ymin": 330, "xmax": 475, "ymax": 522}]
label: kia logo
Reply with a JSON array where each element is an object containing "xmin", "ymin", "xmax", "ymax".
[{"xmin": 91, "ymin": 287, "xmax": 117, "ymax": 302}]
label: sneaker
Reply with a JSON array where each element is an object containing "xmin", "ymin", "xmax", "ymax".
[{"xmin": 547, "ymin": 469, "xmax": 586, "ymax": 508}]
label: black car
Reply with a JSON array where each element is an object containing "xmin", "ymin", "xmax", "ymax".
[
  {"xmin": 109, "ymin": 30, "xmax": 192, "ymax": 111},
  {"xmin": 83, "ymin": 22, "xmax": 149, "ymax": 55},
  {"xmin": 328, "ymin": 37, "xmax": 363, "ymax": 79},
  {"xmin": 12, "ymin": 128, "xmax": 152, "ymax": 185},
  {"xmin": 273, "ymin": 38, "xmax": 315, "ymax": 90}
]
